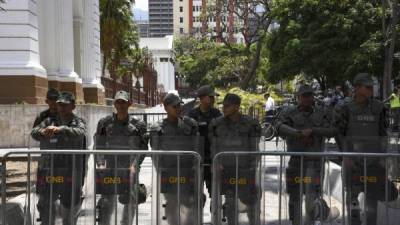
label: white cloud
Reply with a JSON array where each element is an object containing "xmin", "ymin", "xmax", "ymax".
[{"xmin": 134, "ymin": 0, "xmax": 148, "ymax": 11}]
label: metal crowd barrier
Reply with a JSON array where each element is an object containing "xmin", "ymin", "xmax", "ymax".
[
  {"xmin": 212, "ymin": 151, "xmax": 400, "ymax": 225},
  {"xmin": 1, "ymin": 150, "xmax": 202, "ymax": 225}
]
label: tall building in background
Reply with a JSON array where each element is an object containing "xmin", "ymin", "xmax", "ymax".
[
  {"xmin": 149, "ymin": 0, "xmax": 174, "ymax": 37},
  {"xmin": 173, "ymin": 0, "xmax": 191, "ymax": 35},
  {"xmin": 173, "ymin": 0, "xmax": 245, "ymax": 44},
  {"xmin": 137, "ymin": 20, "xmax": 150, "ymax": 38}
]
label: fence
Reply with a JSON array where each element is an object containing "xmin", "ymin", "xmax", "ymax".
[
  {"xmin": 1, "ymin": 150, "xmax": 202, "ymax": 225},
  {"xmin": 212, "ymin": 151, "xmax": 400, "ymax": 225}
]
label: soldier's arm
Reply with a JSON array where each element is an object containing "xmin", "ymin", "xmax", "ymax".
[
  {"xmin": 32, "ymin": 115, "xmax": 42, "ymax": 128},
  {"xmin": 275, "ymin": 109, "xmax": 301, "ymax": 138},
  {"xmin": 208, "ymin": 119, "xmax": 217, "ymax": 159},
  {"xmin": 94, "ymin": 118, "xmax": 107, "ymax": 150},
  {"xmin": 135, "ymin": 120, "xmax": 148, "ymax": 168},
  {"xmin": 311, "ymin": 113, "xmax": 338, "ymax": 138},
  {"xmin": 31, "ymin": 120, "xmax": 47, "ymax": 141},
  {"xmin": 58, "ymin": 118, "xmax": 87, "ymax": 137},
  {"xmin": 331, "ymin": 104, "xmax": 348, "ymax": 150}
]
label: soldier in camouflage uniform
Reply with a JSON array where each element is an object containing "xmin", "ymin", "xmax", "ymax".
[
  {"xmin": 276, "ymin": 85, "xmax": 337, "ymax": 225},
  {"xmin": 209, "ymin": 93, "xmax": 261, "ymax": 225},
  {"xmin": 94, "ymin": 91, "xmax": 148, "ymax": 225},
  {"xmin": 33, "ymin": 88, "xmax": 59, "ymax": 128},
  {"xmin": 31, "ymin": 92, "xmax": 87, "ymax": 225},
  {"xmin": 333, "ymin": 73, "xmax": 398, "ymax": 225},
  {"xmin": 188, "ymin": 85, "xmax": 222, "ymax": 206},
  {"xmin": 150, "ymin": 93, "xmax": 200, "ymax": 225}
]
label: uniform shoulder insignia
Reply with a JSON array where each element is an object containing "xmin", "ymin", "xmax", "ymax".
[
  {"xmin": 98, "ymin": 115, "xmax": 113, "ymax": 127},
  {"xmin": 212, "ymin": 115, "xmax": 225, "ymax": 126},
  {"xmin": 370, "ymin": 99, "xmax": 385, "ymax": 113}
]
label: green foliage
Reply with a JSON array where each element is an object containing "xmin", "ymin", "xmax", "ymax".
[
  {"xmin": 266, "ymin": 0, "xmax": 399, "ymax": 89},
  {"xmin": 174, "ymin": 37, "xmax": 265, "ymax": 89},
  {"xmin": 216, "ymin": 87, "xmax": 283, "ymax": 120},
  {"xmin": 100, "ymin": 0, "xmax": 140, "ymax": 78}
]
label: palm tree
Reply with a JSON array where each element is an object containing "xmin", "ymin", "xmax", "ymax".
[{"xmin": 100, "ymin": 0, "xmax": 139, "ymax": 96}]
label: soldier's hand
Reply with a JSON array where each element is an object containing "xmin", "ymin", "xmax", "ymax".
[
  {"xmin": 300, "ymin": 129, "xmax": 313, "ymax": 138},
  {"xmin": 46, "ymin": 126, "xmax": 61, "ymax": 135}
]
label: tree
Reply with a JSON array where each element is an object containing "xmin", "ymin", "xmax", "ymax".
[
  {"xmin": 266, "ymin": 0, "xmax": 394, "ymax": 91},
  {"xmin": 100, "ymin": 0, "xmax": 139, "ymax": 96},
  {"xmin": 382, "ymin": 0, "xmax": 400, "ymax": 98},
  {"xmin": 204, "ymin": 0, "xmax": 273, "ymax": 89}
]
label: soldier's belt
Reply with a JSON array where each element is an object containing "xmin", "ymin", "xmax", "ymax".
[{"xmin": 95, "ymin": 168, "xmax": 132, "ymax": 195}]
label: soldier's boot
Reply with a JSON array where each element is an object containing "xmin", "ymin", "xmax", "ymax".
[
  {"xmin": 37, "ymin": 195, "xmax": 56, "ymax": 225},
  {"xmin": 61, "ymin": 204, "xmax": 81, "ymax": 225},
  {"xmin": 121, "ymin": 199, "xmax": 136, "ymax": 225},
  {"xmin": 97, "ymin": 195, "xmax": 116, "ymax": 225}
]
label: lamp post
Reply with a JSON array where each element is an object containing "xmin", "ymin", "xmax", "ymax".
[{"xmin": 135, "ymin": 79, "xmax": 141, "ymax": 104}]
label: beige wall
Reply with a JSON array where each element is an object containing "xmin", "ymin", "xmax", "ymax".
[{"xmin": 173, "ymin": 0, "xmax": 190, "ymax": 36}]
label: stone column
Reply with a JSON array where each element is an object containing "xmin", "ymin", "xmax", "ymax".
[
  {"xmin": 81, "ymin": 0, "xmax": 105, "ymax": 104},
  {"xmin": 0, "ymin": 0, "xmax": 48, "ymax": 104},
  {"xmin": 39, "ymin": 0, "xmax": 84, "ymax": 103}
]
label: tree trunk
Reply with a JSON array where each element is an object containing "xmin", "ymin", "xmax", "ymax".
[
  {"xmin": 382, "ymin": 0, "xmax": 399, "ymax": 99},
  {"xmin": 239, "ymin": 36, "xmax": 263, "ymax": 89}
]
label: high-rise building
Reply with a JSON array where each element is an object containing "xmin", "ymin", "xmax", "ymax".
[
  {"xmin": 148, "ymin": 0, "xmax": 174, "ymax": 37},
  {"xmin": 137, "ymin": 20, "xmax": 150, "ymax": 38},
  {"xmin": 173, "ymin": 0, "xmax": 247, "ymax": 44}
]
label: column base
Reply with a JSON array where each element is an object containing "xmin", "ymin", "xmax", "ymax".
[
  {"xmin": 83, "ymin": 87, "xmax": 105, "ymax": 105},
  {"xmin": 48, "ymin": 80, "xmax": 85, "ymax": 104},
  {"xmin": 0, "ymin": 75, "xmax": 48, "ymax": 104}
]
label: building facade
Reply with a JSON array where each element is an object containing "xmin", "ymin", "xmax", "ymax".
[
  {"xmin": 139, "ymin": 36, "xmax": 175, "ymax": 92},
  {"xmin": 149, "ymin": 0, "xmax": 174, "ymax": 37},
  {"xmin": 0, "ymin": 0, "xmax": 104, "ymax": 104}
]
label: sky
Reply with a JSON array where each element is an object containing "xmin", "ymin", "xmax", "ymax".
[{"xmin": 134, "ymin": 0, "xmax": 148, "ymax": 11}]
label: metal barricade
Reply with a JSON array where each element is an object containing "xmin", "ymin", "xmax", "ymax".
[
  {"xmin": 212, "ymin": 151, "xmax": 400, "ymax": 225},
  {"xmin": 1, "ymin": 150, "xmax": 202, "ymax": 225}
]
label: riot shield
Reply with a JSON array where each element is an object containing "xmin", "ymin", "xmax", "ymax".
[
  {"xmin": 151, "ymin": 135, "xmax": 203, "ymax": 225},
  {"xmin": 24, "ymin": 135, "xmax": 87, "ymax": 225},
  {"xmin": 93, "ymin": 135, "xmax": 145, "ymax": 225},
  {"xmin": 211, "ymin": 136, "xmax": 261, "ymax": 225}
]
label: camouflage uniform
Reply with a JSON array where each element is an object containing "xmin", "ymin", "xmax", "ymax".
[
  {"xmin": 276, "ymin": 100, "xmax": 336, "ymax": 225},
  {"xmin": 334, "ymin": 94, "xmax": 397, "ymax": 225},
  {"xmin": 209, "ymin": 114, "xmax": 261, "ymax": 225},
  {"xmin": 188, "ymin": 104, "xmax": 221, "ymax": 197},
  {"xmin": 94, "ymin": 113, "xmax": 147, "ymax": 225},
  {"xmin": 31, "ymin": 113, "xmax": 87, "ymax": 225},
  {"xmin": 150, "ymin": 116, "xmax": 200, "ymax": 225}
]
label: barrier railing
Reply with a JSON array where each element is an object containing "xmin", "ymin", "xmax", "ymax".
[
  {"xmin": 212, "ymin": 151, "xmax": 400, "ymax": 225},
  {"xmin": 1, "ymin": 150, "xmax": 202, "ymax": 225}
]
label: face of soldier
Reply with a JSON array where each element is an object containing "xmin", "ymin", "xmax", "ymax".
[
  {"xmin": 200, "ymin": 95, "xmax": 215, "ymax": 108},
  {"xmin": 114, "ymin": 99, "xmax": 131, "ymax": 114},
  {"xmin": 223, "ymin": 103, "xmax": 239, "ymax": 117},
  {"xmin": 165, "ymin": 103, "xmax": 182, "ymax": 119},
  {"xmin": 299, "ymin": 93, "xmax": 314, "ymax": 108},
  {"xmin": 355, "ymin": 85, "xmax": 373, "ymax": 102},
  {"xmin": 46, "ymin": 98, "xmax": 58, "ymax": 113},
  {"xmin": 57, "ymin": 103, "xmax": 75, "ymax": 118}
]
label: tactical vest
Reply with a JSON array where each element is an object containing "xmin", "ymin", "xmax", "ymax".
[{"xmin": 344, "ymin": 101, "xmax": 384, "ymax": 153}]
